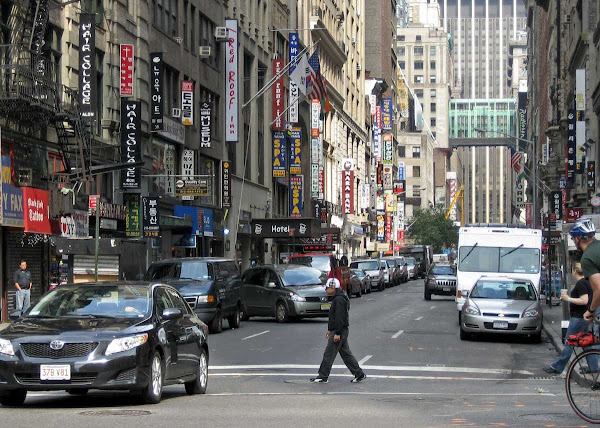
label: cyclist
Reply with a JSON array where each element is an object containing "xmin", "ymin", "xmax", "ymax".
[{"xmin": 572, "ymin": 218, "xmax": 600, "ymax": 323}]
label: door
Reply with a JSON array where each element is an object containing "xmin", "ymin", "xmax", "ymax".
[
  {"xmin": 242, "ymin": 269, "xmax": 266, "ymax": 315},
  {"xmin": 262, "ymin": 269, "xmax": 283, "ymax": 316},
  {"xmin": 165, "ymin": 287, "xmax": 199, "ymax": 377},
  {"xmin": 154, "ymin": 287, "xmax": 184, "ymax": 379},
  {"xmin": 220, "ymin": 261, "xmax": 240, "ymax": 315}
]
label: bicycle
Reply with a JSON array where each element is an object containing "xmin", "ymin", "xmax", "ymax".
[{"xmin": 565, "ymin": 323, "xmax": 600, "ymax": 423}]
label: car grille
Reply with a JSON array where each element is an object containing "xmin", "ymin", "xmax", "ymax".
[
  {"xmin": 305, "ymin": 296, "xmax": 333, "ymax": 303},
  {"xmin": 15, "ymin": 373, "xmax": 97, "ymax": 385},
  {"xmin": 435, "ymin": 280, "xmax": 456, "ymax": 287},
  {"xmin": 115, "ymin": 368, "xmax": 137, "ymax": 382},
  {"xmin": 482, "ymin": 313, "xmax": 520, "ymax": 318},
  {"xmin": 184, "ymin": 296, "xmax": 197, "ymax": 309},
  {"xmin": 20, "ymin": 342, "xmax": 99, "ymax": 359},
  {"xmin": 483, "ymin": 322, "xmax": 518, "ymax": 331},
  {"xmin": 306, "ymin": 309, "xmax": 329, "ymax": 314}
]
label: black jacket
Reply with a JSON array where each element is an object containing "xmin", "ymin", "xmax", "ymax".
[{"xmin": 328, "ymin": 291, "xmax": 350, "ymax": 335}]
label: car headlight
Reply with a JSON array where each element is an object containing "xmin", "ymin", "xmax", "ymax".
[
  {"xmin": 0, "ymin": 338, "xmax": 14, "ymax": 356},
  {"xmin": 463, "ymin": 304, "xmax": 480, "ymax": 316},
  {"xmin": 197, "ymin": 295, "xmax": 215, "ymax": 303},
  {"xmin": 522, "ymin": 308, "xmax": 540, "ymax": 318},
  {"xmin": 106, "ymin": 333, "xmax": 148, "ymax": 356},
  {"xmin": 288, "ymin": 293, "xmax": 306, "ymax": 302}
]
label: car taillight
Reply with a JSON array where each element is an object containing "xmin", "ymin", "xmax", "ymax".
[{"xmin": 457, "ymin": 290, "xmax": 462, "ymax": 298}]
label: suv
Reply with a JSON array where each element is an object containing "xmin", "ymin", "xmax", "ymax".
[
  {"xmin": 424, "ymin": 262, "xmax": 457, "ymax": 300},
  {"xmin": 349, "ymin": 259, "xmax": 385, "ymax": 291},
  {"xmin": 288, "ymin": 253, "xmax": 351, "ymax": 293},
  {"xmin": 146, "ymin": 258, "xmax": 243, "ymax": 333}
]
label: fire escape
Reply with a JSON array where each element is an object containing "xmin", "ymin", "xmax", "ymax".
[{"xmin": 0, "ymin": 0, "xmax": 91, "ymax": 181}]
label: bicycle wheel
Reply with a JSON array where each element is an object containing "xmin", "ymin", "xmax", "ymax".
[{"xmin": 566, "ymin": 349, "xmax": 600, "ymax": 424}]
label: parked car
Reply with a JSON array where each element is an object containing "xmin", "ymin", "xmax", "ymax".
[
  {"xmin": 405, "ymin": 257, "xmax": 417, "ymax": 279},
  {"xmin": 379, "ymin": 259, "xmax": 393, "ymax": 288},
  {"xmin": 0, "ymin": 282, "xmax": 209, "ymax": 406},
  {"xmin": 460, "ymin": 277, "xmax": 542, "ymax": 342},
  {"xmin": 350, "ymin": 269, "xmax": 370, "ymax": 296},
  {"xmin": 288, "ymin": 253, "xmax": 351, "ymax": 294},
  {"xmin": 394, "ymin": 256, "xmax": 409, "ymax": 283},
  {"xmin": 145, "ymin": 258, "xmax": 242, "ymax": 334},
  {"xmin": 349, "ymin": 259, "xmax": 384, "ymax": 291},
  {"xmin": 241, "ymin": 265, "xmax": 329, "ymax": 322},
  {"xmin": 424, "ymin": 263, "xmax": 457, "ymax": 300}
]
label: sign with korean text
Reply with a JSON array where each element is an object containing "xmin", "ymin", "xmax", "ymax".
[
  {"xmin": 79, "ymin": 13, "xmax": 96, "ymax": 119},
  {"xmin": 576, "ymin": 69, "xmax": 585, "ymax": 111},
  {"xmin": 370, "ymin": 94, "xmax": 376, "ymax": 115},
  {"xmin": 588, "ymin": 161, "xmax": 596, "ymax": 198},
  {"xmin": 385, "ymin": 215, "xmax": 392, "ymax": 241},
  {"xmin": 376, "ymin": 210, "xmax": 385, "ymax": 242},
  {"xmin": 549, "ymin": 191, "xmax": 562, "ymax": 220},
  {"xmin": 565, "ymin": 208, "xmax": 583, "ymax": 223},
  {"xmin": 311, "ymin": 99, "xmax": 320, "ymax": 137},
  {"xmin": 120, "ymin": 100, "xmax": 141, "ymax": 189},
  {"xmin": 22, "ymin": 187, "xmax": 51, "ymax": 234},
  {"xmin": 383, "ymin": 165, "xmax": 393, "ymax": 191},
  {"xmin": 200, "ymin": 102, "xmax": 211, "ymax": 148},
  {"xmin": 381, "ymin": 98, "xmax": 393, "ymax": 130},
  {"xmin": 318, "ymin": 167, "xmax": 324, "ymax": 200},
  {"xmin": 311, "ymin": 163, "xmax": 319, "ymax": 198},
  {"xmin": 150, "ymin": 52, "xmax": 163, "ymax": 131},
  {"xmin": 124, "ymin": 193, "xmax": 141, "ymax": 237},
  {"xmin": 180, "ymin": 149, "xmax": 195, "ymax": 201},
  {"xmin": 290, "ymin": 129, "xmax": 302, "ymax": 174},
  {"xmin": 225, "ymin": 19, "xmax": 238, "ymax": 141},
  {"xmin": 383, "ymin": 134, "xmax": 393, "ymax": 164},
  {"xmin": 360, "ymin": 183, "xmax": 370, "ymax": 209},
  {"xmin": 567, "ymin": 109, "xmax": 576, "ymax": 180},
  {"xmin": 272, "ymin": 59, "xmax": 285, "ymax": 130},
  {"xmin": 386, "ymin": 193, "xmax": 396, "ymax": 213},
  {"xmin": 542, "ymin": 136, "xmax": 549, "ymax": 165},
  {"xmin": 175, "ymin": 177, "xmax": 211, "ymax": 197},
  {"xmin": 289, "ymin": 176, "xmax": 303, "ymax": 218},
  {"xmin": 576, "ymin": 111, "xmax": 585, "ymax": 173},
  {"xmin": 142, "ymin": 197, "xmax": 160, "ymax": 237},
  {"xmin": 289, "ymin": 33, "xmax": 299, "ymax": 123},
  {"xmin": 272, "ymin": 130, "xmax": 287, "ymax": 177},
  {"xmin": 342, "ymin": 170, "xmax": 354, "ymax": 214},
  {"xmin": 398, "ymin": 161, "xmax": 405, "ymax": 181},
  {"xmin": 120, "ymin": 44, "xmax": 134, "ymax": 97},
  {"xmin": 181, "ymin": 81, "xmax": 194, "ymax": 125},
  {"xmin": 222, "ymin": 161, "xmax": 232, "ymax": 208}
]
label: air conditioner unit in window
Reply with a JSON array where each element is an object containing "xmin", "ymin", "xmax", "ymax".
[
  {"xmin": 351, "ymin": 37, "xmax": 356, "ymax": 46},
  {"xmin": 564, "ymin": 15, "xmax": 571, "ymax": 23},
  {"xmin": 199, "ymin": 46, "xmax": 211, "ymax": 57},
  {"xmin": 215, "ymin": 26, "xmax": 228, "ymax": 40},
  {"xmin": 172, "ymin": 108, "xmax": 181, "ymax": 118},
  {"xmin": 16, "ymin": 168, "xmax": 32, "ymax": 187},
  {"xmin": 356, "ymin": 64, "xmax": 362, "ymax": 71}
]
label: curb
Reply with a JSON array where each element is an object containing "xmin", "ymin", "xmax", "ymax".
[{"xmin": 542, "ymin": 319, "xmax": 586, "ymax": 384}]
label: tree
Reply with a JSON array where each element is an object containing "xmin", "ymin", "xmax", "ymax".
[{"xmin": 406, "ymin": 207, "xmax": 458, "ymax": 253}]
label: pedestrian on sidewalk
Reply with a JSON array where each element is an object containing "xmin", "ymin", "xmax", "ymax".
[
  {"xmin": 543, "ymin": 263, "xmax": 592, "ymax": 374},
  {"xmin": 311, "ymin": 278, "xmax": 366, "ymax": 384},
  {"xmin": 13, "ymin": 260, "xmax": 32, "ymax": 314}
]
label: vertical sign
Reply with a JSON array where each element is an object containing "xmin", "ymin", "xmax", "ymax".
[
  {"xmin": 272, "ymin": 59, "xmax": 285, "ymax": 130},
  {"xmin": 525, "ymin": 203, "xmax": 532, "ymax": 227},
  {"xmin": 181, "ymin": 81, "xmax": 194, "ymax": 126},
  {"xmin": 383, "ymin": 166, "xmax": 393, "ymax": 191},
  {"xmin": 200, "ymin": 102, "xmax": 211, "ymax": 147},
  {"xmin": 370, "ymin": 94, "xmax": 376, "ymax": 115},
  {"xmin": 517, "ymin": 91, "xmax": 527, "ymax": 149},
  {"xmin": 311, "ymin": 99, "xmax": 320, "ymax": 137},
  {"xmin": 383, "ymin": 134, "xmax": 393, "ymax": 164},
  {"xmin": 142, "ymin": 197, "xmax": 160, "ymax": 237},
  {"xmin": 376, "ymin": 163, "xmax": 383, "ymax": 191},
  {"xmin": 567, "ymin": 109, "xmax": 576, "ymax": 180},
  {"xmin": 150, "ymin": 52, "xmax": 164, "ymax": 131},
  {"xmin": 120, "ymin": 100, "xmax": 141, "ymax": 189},
  {"xmin": 290, "ymin": 128, "xmax": 302, "ymax": 174},
  {"xmin": 397, "ymin": 200, "xmax": 405, "ymax": 242},
  {"xmin": 289, "ymin": 176, "xmax": 303, "ymax": 217},
  {"xmin": 79, "ymin": 13, "xmax": 96, "ymax": 119},
  {"xmin": 289, "ymin": 33, "xmax": 299, "ymax": 124},
  {"xmin": 342, "ymin": 170, "xmax": 354, "ymax": 214},
  {"xmin": 272, "ymin": 130, "xmax": 287, "ymax": 177},
  {"xmin": 398, "ymin": 161, "xmax": 405, "ymax": 180},
  {"xmin": 376, "ymin": 210, "xmax": 385, "ymax": 242},
  {"xmin": 360, "ymin": 183, "xmax": 370, "ymax": 209},
  {"xmin": 541, "ymin": 136, "xmax": 549, "ymax": 165},
  {"xmin": 576, "ymin": 111, "xmax": 586, "ymax": 173},
  {"xmin": 181, "ymin": 149, "xmax": 194, "ymax": 201},
  {"xmin": 373, "ymin": 106, "xmax": 382, "ymax": 161},
  {"xmin": 311, "ymin": 164, "xmax": 319, "ymax": 198},
  {"xmin": 549, "ymin": 191, "xmax": 563, "ymax": 220},
  {"xmin": 120, "ymin": 44, "xmax": 134, "ymax": 97},
  {"xmin": 381, "ymin": 98, "xmax": 393, "ymax": 130},
  {"xmin": 588, "ymin": 161, "xmax": 596, "ymax": 199},
  {"xmin": 124, "ymin": 193, "xmax": 141, "ymax": 237},
  {"xmin": 225, "ymin": 19, "xmax": 238, "ymax": 141},
  {"xmin": 385, "ymin": 215, "xmax": 392, "ymax": 241},
  {"xmin": 576, "ymin": 69, "xmax": 586, "ymax": 111},
  {"xmin": 311, "ymin": 99, "xmax": 320, "ymax": 198},
  {"xmin": 222, "ymin": 161, "xmax": 232, "ymax": 208}
]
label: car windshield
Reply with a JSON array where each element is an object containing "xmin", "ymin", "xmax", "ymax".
[
  {"xmin": 470, "ymin": 281, "xmax": 537, "ymax": 300},
  {"xmin": 384, "ymin": 260, "xmax": 395, "ymax": 268},
  {"xmin": 431, "ymin": 265, "xmax": 455, "ymax": 275},
  {"xmin": 28, "ymin": 285, "xmax": 151, "ymax": 318},
  {"xmin": 146, "ymin": 262, "xmax": 213, "ymax": 280},
  {"xmin": 458, "ymin": 246, "xmax": 540, "ymax": 274},
  {"xmin": 412, "ymin": 253, "xmax": 424, "ymax": 262},
  {"xmin": 352, "ymin": 270, "xmax": 365, "ymax": 277},
  {"xmin": 290, "ymin": 256, "xmax": 331, "ymax": 272},
  {"xmin": 281, "ymin": 267, "xmax": 326, "ymax": 286},
  {"xmin": 351, "ymin": 261, "xmax": 379, "ymax": 271},
  {"xmin": 406, "ymin": 259, "xmax": 415, "ymax": 266}
]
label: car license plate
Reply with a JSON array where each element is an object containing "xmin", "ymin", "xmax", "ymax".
[
  {"xmin": 320, "ymin": 303, "xmax": 331, "ymax": 311},
  {"xmin": 443, "ymin": 287, "xmax": 450, "ymax": 292},
  {"xmin": 40, "ymin": 365, "xmax": 71, "ymax": 381},
  {"xmin": 493, "ymin": 321, "xmax": 509, "ymax": 330}
]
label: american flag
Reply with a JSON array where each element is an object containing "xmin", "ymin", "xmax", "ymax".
[
  {"xmin": 510, "ymin": 149, "xmax": 523, "ymax": 173},
  {"xmin": 307, "ymin": 49, "xmax": 331, "ymax": 111}
]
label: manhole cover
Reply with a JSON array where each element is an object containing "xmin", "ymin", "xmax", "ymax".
[
  {"xmin": 79, "ymin": 410, "xmax": 152, "ymax": 416},
  {"xmin": 518, "ymin": 413, "xmax": 576, "ymax": 422}
]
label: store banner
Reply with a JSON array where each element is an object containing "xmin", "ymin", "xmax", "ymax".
[
  {"xmin": 78, "ymin": 13, "xmax": 96, "ymax": 119},
  {"xmin": 376, "ymin": 194, "xmax": 385, "ymax": 211},
  {"xmin": 377, "ymin": 163, "xmax": 383, "ymax": 191},
  {"xmin": 200, "ymin": 102, "xmax": 211, "ymax": 148},
  {"xmin": 360, "ymin": 183, "xmax": 370, "ymax": 209},
  {"xmin": 251, "ymin": 217, "xmax": 320, "ymax": 238},
  {"xmin": 515, "ymin": 182, "xmax": 525, "ymax": 209},
  {"xmin": 142, "ymin": 197, "xmax": 160, "ymax": 237},
  {"xmin": 576, "ymin": 112, "xmax": 585, "ymax": 173},
  {"xmin": 517, "ymin": 91, "xmax": 527, "ymax": 148},
  {"xmin": 272, "ymin": 130, "xmax": 287, "ymax": 177},
  {"xmin": 311, "ymin": 163, "xmax": 319, "ymax": 198},
  {"xmin": 370, "ymin": 94, "xmax": 376, "ymax": 115},
  {"xmin": 381, "ymin": 98, "xmax": 393, "ymax": 130},
  {"xmin": 60, "ymin": 210, "xmax": 89, "ymax": 238},
  {"xmin": 383, "ymin": 165, "xmax": 393, "ymax": 191},
  {"xmin": 290, "ymin": 129, "xmax": 302, "ymax": 174},
  {"xmin": 397, "ymin": 200, "xmax": 405, "ymax": 232},
  {"xmin": 150, "ymin": 52, "xmax": 164, "ymax": 131},
  {"xmin": 22, "ymin": 187, "xmax": 51, "ymax": 234},
  {"xmin": 373, "ymin": 108, "xmax": 382, "ymax": 161},
  {"xmin": 393, "ymin": 180, "xmax": 406, "ymax": 197},
  {"xmin": 576, "ymin": 69, "xmax": 585, "ymax": 111},
  {"xmin": 567, "ymin": 109, "xmax": 576, "ymax": 180},
  {"xmin": 565, "ymin": 208, "xmax": 583, "ymax": 223},
  {"xmin": 289, "ymin": 175, "xmax": 303, "ymax": 218},
  {"xmin": 124, "ymin": 193, "xmax": 141, "ymax": 237},
  {"xmin": 181, "ymin": 81, "xmax": 194, "ymax": 126},
  {"xmin": 180, "ymin": 149, "xmax": 195, "ymax": 201},
  {"xmin": 386, "ymin": 193, "xmax": 396, "ymax": 213},
  {"xmin": 398, "ymin": 161, "xmax": 405, "ymax": 181},
  {"xmin": 386, "ymin": 215, "xmax": 392, "ymax": 241},
  {"xmin": 120, "ymin": 100, "xmax": 141, "ymax": 189},
  {"xmin": 289, "ymin": 33, "xmax": 299, "ymax": 123},
  {"xmin": 342, "ymin": 169, "xmax": 354, "ymax": 214},
  {"xmin": 398, "ymin": 77, "xmax": 409, "ymax": 118},
  {"xmin": 376, "ymin": 210, "xmax": 385, "ymax": 242},
  {"xmin": 549, "ymin": 191, "xmax": 562, "ymax": 220},
  {"xmin": 222, "ymin": 160, "xmax": 232, "ymax": 208},
  {"xmin": 225, "ymin": 19, "xmax": 238, "ymax": 141},
  {"xmin": 272, "ymin": 59, "xmax": 285, "ymax": 130},
  {"xmin": 311, "ymin": 99, "xmax": 320, "ymax": 137},
  {"xmin": 383, "ymin": 134, "xmax": 393, "ymax": 164},
  {"xmin": 318, "ymin": 167, "xmax": 324, "ymax": 200},
  {"xmin": 120, "ymin": 44, "xmax": 134, "ymax": 97}
]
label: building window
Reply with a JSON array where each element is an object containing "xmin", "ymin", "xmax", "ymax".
[
  {"xmin": 200, "ymin": 14, "xmax": 220, "ymax": 69},
  {"xmin": 430, "ymin": 103, "xmax": 436, "ymax": 112},
  {"xmin": 413, "ymin": 185, "xmax": 421, "ymax": 197},
  {"xmin": 430, "ymin": 46, "xmax": 436, "ymax": 56},
  {"xmin": 164, "ymin": 64, "xmax": 179, "ymax": 117},
  {"xmin": 414, "ymin": 46, "xmax": 423, "ymax": 56},
  {"xmin": 415, "ymin": 89, "xmax": 423, "ymax": 98},
  {"xmin": 399, "ymin": 61, "xmax": 405, "ymax": 69},
  {"xmin": 431, "ymin": 118, "xmax": 436, "ymax": 126},
  {"xmin": 414, "ymin": 75, "xmax": 424, "ymax": 84},
  {"xmin": 190, "ymin": 5, "xmax": 195, "ymax": 54},
  {"xmin": 399, "ymin": 146, "xmax": 405, "ymax": 157},
  {"xmin": 398, "ymin": 46, "xmax": 405, "ymax": 56},
  {"xmin": 414, "ymin": 60, "xmax": 423, "ymax": 70},
  {"xmin": 430, "ymin": 61, "xmax": 436, "ymax": 70},
  {"xmin": 430, "ymin": 89, "xmax": 436, "ymax": 98},
  {"xmin": 416, "ymin": 35, "xmax": 422, "ymax": 41},
  {"xmin": 412, "ymin": 146, "xmax": 421, "ymax": 158},
  {"xmin": 398, "ymin": 35, "xmax": 405, "ymax": 41},
  {"xmin": 183, "ymin": 0, "xmax": 188, "ymax": 48},
  {"xmin": 430, "ymin": 75, "xmax": 436, "ymax": 83}
]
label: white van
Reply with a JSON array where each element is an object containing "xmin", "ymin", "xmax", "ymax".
[{"xmin": 456, "ymin": 226, "xmax": 542, "ymax": 317}]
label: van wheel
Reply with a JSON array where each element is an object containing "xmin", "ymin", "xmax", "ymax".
[
  {"xmin": 275, "ymin": 302, "xmax": 289, "ymax": 323},
  {"xmin": 210, "ymin": 309, "xmax": 223, "ymax": 333},
  {"xmin": 228, "ymin": 307, "xmax": 241, "ymax": 329},
  {"xmin": 424, "ymin": 287, "xmax": 431, "ymax": 300}
]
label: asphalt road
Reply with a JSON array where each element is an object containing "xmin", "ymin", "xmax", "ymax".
[{"xmin": 2, "ymin": 279, "xmax": 593, "ymax": 427}]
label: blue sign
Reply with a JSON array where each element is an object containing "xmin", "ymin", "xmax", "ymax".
[
  {"xmin": 203, "ymin": 209, "xmax": 214, "ymax": 237},
  {"xmin": 398, "ymin": 162, "xmax": 405, "ymax": 181},
  {"xmin": 2, "ymin": 183, "xmax": 24, "ymax": 227},
  {"xmin": 289, "ymin": 33, "xmax": 299, "ymax": 72},
  {"xmin": 443, "ymin": 249, "xmax": 451, "ymax": 254},
  {"xmin": 381, "ymin": 98, "xmax": 393, "ymax": 130},
  {"xmin": 174, "ymin": 205, "xmax": 202, "ymax": 235},
  {"xmin": 559, "ymin": 176, "xmax": 567, "ymax": 189}
]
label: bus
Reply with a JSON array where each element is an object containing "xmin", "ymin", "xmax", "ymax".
[{"xmin": 456, "ymin": 225, "xmax": 542, "ymax": 316}]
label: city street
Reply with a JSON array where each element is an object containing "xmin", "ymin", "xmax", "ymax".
[{"xmin": 1, "ymin": 279, "xmax": 591, "ymax": 427}]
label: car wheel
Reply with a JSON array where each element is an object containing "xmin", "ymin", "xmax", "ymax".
[
  {"xmin": 67, "ymin": 389, "xmax": 89, "ymax": 396},
  {"xmin": 185, "ymin": 348, "xmax": 208, "ymax": 395},
  {"xmin": 228, "ymin": 306, "xmax": 241, "ymax": 329},
  {"xmin": 0, "ymin": 389, "xmax": 27, "ymax": 406},
  {"xmin": 210, "ymin": 309, "xmax": 223, "ymax": 334},
  {"xmin": 424, "ymin": 286, "xmax": 431, "ymax": 300},
  {"xmin": 141, "ymin": 351, "xmax": 163, "ymax": 404},
  {"xmin": 275, "ymin": 301, "xmax": 289, "ymax": 323},
  {"xmin": 459, "ymin": 326, "xmax": 470, "ymax": 341},
  {"xmin": 240, "ymin": 305, "xmax": 250, "ymax": 321},
  {"xmin": 356, "ymin": 285, "xmax": 362, "ymax": 298}
]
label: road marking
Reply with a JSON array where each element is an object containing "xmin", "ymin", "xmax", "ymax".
[
  {"xmin": 241, "ymin": 330, "xmax": 270, "ymax": 341},
  {"xmin": 415, "ymin": 316, "xmax": 423, "ymax": 321},
  {"xmin": 391, "ymin": 330, "xmax": 404, "ymax": 339},
  {"xmin": 204, "ymin": 390, "xmax": 556, "ymax": 397},
  {"xmin": 429, "ymin": 306, "xmax": 436, "ymax": 310},
  {"xmin": 397, "ymin": 290, "xmax": 402, "ymax": 293},
  {"xmin": 209, "ymin": 364, "xmax": 533, "ymax": 376},
  {"xmin": 367, "ymin": 298, "xmax": 373, "ymax": 301},
  {"xmin": 358, "ymin": 355, "xmax": 373, "ymax": 365}
]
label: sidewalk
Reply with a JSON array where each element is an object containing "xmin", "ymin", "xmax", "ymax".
[{"xmin": 0, "ymin": 323, "xmax": 8, "ymax": 331}]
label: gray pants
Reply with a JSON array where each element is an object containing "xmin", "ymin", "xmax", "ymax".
[
  {"xmin": 16, "ymin": 289, "xmax": 30, "ymax": 314},
  {"xmin": 318, "ymin": 329, "xmax": 364, "ymax": 379}
]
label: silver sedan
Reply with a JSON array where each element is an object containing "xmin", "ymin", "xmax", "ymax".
[{"xmin": 460, "ymin": 277, "xmax": 543, "ymax": 342}]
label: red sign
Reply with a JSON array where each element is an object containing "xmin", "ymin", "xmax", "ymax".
[
  {"xmin": 22, "ymin": 188, "xmax": 51, "ymax": 234},
  {"xmin": 342, "ymin": 170, "xmax": 354, "ymax": 214},
  {"xmin": 386, "ymin": 215, "xmax": 392, "ymax": 241},
  {"xmin": 525, "ymin": 203, "xmax": 532, "ymax": 227},
  {"xmin": 318, "ymin": 168, "xmax": 324, "ymax": 200},
  {"xmin": 561, "ymin": 188, "xmax": 568, "ymax": 216},
  {"xmin": 397, "ymin": 230, "xmax": 405, "ymax": 242},
  {"xmin": 89, "ymin": 195, "xmax": 99, "ymax": 211},
  {"xmin": 120, "ymin": 44, "xmax": 134, "ymax": 97},
  {"xmin": 376, "ymin": 106, "xmax": 382, "ymax": 126},
  {"xmin": 272, "ymin": 59, "xmax": 285, "ymax": 130},
  {"xmin": 565, "ymin": 208, "xmax": 583, "ymax": 223}
]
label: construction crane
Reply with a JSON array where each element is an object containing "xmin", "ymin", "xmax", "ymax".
[{"xmin": 445, "ymin": 184, "xmax": 465, "ymax": 226}]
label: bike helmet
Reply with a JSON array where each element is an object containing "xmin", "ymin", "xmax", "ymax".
[{"xmin": 569, "ymin": 218, "xmax": 596, "ymax": 236}]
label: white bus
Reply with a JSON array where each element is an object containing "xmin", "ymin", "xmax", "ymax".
[{"xmin": 456, "ymin": 226, "xmax": 543, "ymax": 316}]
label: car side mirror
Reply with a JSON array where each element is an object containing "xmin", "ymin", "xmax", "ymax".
[
  {"xmin": 267, "ymin": 281, "xmax": 277, "ymax": 288},
  {"xmin": 162, "ymin": 308, "xmax": 183, "ymax": 320}
]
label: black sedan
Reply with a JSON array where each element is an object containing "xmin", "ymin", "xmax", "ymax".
[{"xmin": 0, "ymin": 282, "xmax": 209, "ymax": 406}]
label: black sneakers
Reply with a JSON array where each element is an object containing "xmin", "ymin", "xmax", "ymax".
[
  {"xmin": 543, "ymin": 366, "xmax": 560, "ymax": 374},
  {"xmin": 351, "ymin": 373, "xmax": 367, "ymax": 383},
  {"xmin": 310, "ymin": 377, "xmax": 328, "ymax": 383}
]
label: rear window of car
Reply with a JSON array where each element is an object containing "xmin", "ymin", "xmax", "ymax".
[
  {"xmin": 431, "ymin": 265, "xmax": 455, "ymax": 275},
  {"xmin": 290, "ymin": 256, "xmax": 331, "ymax": 272},
  {"xmin": 350, "ymin": 261, "xmax": 379, "ymax": 270},
  {"xmin": 471, "ymin": 281, "xmax": 536, "ymax": 300},
  {"xmin": 406, "ymin": 258, "xmax": 415, "ymax": 265}
]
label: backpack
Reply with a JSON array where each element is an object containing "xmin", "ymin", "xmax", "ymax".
[{"xmin": 567, "ymin": 331, "xmax": 599, "ymax": 348}]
